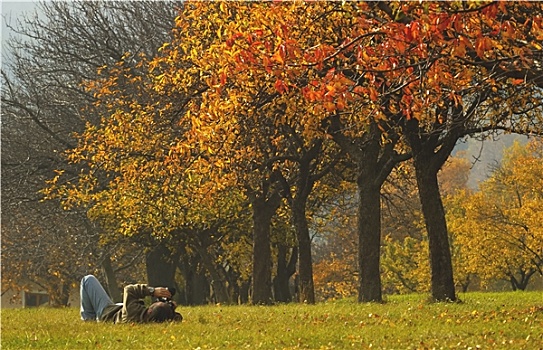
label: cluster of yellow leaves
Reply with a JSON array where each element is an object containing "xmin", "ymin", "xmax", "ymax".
[{"xmin": 47, "ymin": 47, "xmax": 244, "ymax": 237}]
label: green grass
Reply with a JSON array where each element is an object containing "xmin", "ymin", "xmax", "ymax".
[{"xmin": 2, "ymin": 291, "xmax": 542, "ymax": 349}]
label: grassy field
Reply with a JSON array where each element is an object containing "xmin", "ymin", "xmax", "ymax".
[{"xmin": 1, "ymin": 291, "xmax": 542, "ymax": 349}]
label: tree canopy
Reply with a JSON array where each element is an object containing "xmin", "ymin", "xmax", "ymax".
[{"xmin": 5, "ymin": 1, "xmax": 543, "ymax": 304}]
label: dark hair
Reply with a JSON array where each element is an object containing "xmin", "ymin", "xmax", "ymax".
[{"xmin": 147, "ymin": 301, "xmax": 174, "ymax": 322}]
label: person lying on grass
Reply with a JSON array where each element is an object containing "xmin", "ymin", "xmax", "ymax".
[{"xmin": 80, "ymin": 274, "xmax": 183, "ymax": 323}]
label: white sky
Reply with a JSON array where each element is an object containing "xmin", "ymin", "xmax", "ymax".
[{"xmin": 2, "ymin": 1, "xmax": 39, "ymax": 58}]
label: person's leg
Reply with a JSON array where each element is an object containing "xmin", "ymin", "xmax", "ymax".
[{"xmin": 80, "ymin": 275, "xmax": 113, "ymax": 321}]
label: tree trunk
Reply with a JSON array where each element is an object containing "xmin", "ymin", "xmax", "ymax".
[
  {"xmin": 237, "ymin": 279, "xmax": 251, "ymax": 304},
  {"xmin": 183, "ymin": 267, "xmax": 209, "ymax": 305},
  {"xmin": 49, "ymin": 281, "xmax": 70, "ymax": 307},
  {"xmin": 251, "ymin": 193, "xmax": 280, "ymax": 304},
  {"xmin": 508, "ymin": 268, "xmax": 535, "ymax": 291},
  {"xmin": 292, "ymin": 202, "xmax": 315, "ymax": 304},
  {"xmin": 101, "ymin": 254, "xmax": 122, "ymax": 302},
  {"xmin": 186, "ymin": 270, "xmax": 210, "ymax": 305},
  {"xmin": 357, "ymin": 176, "xmax": 383, "ymax": 302},
  {"xmin": 404, "ymin": 114, "xmax": 459, "ymax": 302},
  {"xmin": 145, "ymin": 242, "xmax": 178, "ymax": 289},
  {"xmin": 414, "ymin": 163, "xmax": 456, "ymax": 301},
  {"xmin": 273, "ymin": 244, "xmax": 297, "ymax": 302},
  {"xmin": 328, "ymin": 119, "xmax": 399, "ymax": 303},
  {"xmin": 459, "ymin": 275, "xmax": 471, "ymax": 293},
  {"xmin": 194, "ymin": 243, "xmax": 231, "ymax": 304}
]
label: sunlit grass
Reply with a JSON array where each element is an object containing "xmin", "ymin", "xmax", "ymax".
[{"xmin": 2, "ymin": 291, "xmax": 542, "ymax": 349}]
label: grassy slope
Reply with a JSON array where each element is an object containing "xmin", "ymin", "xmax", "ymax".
[{"xmin": 1, "ymin": 291, "xmax": 542, "ymax": 349}]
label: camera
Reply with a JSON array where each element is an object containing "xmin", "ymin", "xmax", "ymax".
[{"xmin": 155, "ymin": 287, "xmax": 176, "ymax": 303}]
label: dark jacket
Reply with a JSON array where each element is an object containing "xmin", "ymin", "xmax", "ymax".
[{"xmin": 100, "ymin": 284, "xmax": 151, "ymax": 323}]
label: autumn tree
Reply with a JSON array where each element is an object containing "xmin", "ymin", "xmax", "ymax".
[
  {"xmin": 46, "ymin": 51, "xmax": 251, "ymax": 302},
  {"xmin": 295, "ymin": 0, "xmax": 542, "ymax": 303},
  {"xmin": 214, "ymin": 0, "xmax": 414, "ymax": 302},
  {"xmin": 451, "ymin": 140, "xmax": 543, "ymax": 290},
  {"xmin": 2, "ymin": 1, "xmax": 181, "ymax": 303},
  {"xmin": 148, "ymin": 2, "xmax": 289, "ymax": 304}
]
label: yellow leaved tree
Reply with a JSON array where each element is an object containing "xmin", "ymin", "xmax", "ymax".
[{"xmin": 451, "ymin": 140, "xmax": 543, "ymax": 290}]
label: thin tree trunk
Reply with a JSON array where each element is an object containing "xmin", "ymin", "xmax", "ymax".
[
  {"xmin": 194, "ymin": 243, "xmax": 231, "ymax": 303},
  {"xmin": 283, "ymin": 140, "xmax": 325, "ymax": 305},
  {"xmin": 49, "ymin": 282, "xmax": 70, "ymax": 307},
  {"xmin": 414, "ymin": 164, "xmax": 456, "ymax": 301},
  {"xmin": 273, "ymin": 244, "xmax": 297, "ymax": 302},
  {"xmin": 292, "ymin": 202, "xmax": 315, "ymax": 304},
  {"xmin": 101, "ymin": 254, "xmax": 121, "ymax": 302}
]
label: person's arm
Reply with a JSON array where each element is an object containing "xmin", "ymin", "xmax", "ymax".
[
  {"xmin": 123, "ymin": 284, "xmax": 172, "ymax": 301},
  {"xmin": 148, "ymin": 286, "xmax": 172, "ymax": 299},
  {"xmin": 120, "ymin": 284, "xmax": 173, "ymax": 322}
]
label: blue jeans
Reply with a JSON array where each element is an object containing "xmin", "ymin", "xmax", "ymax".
[{"xmin": 80, "ymin": 275, "xmax": 113, "ymax": 321}]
